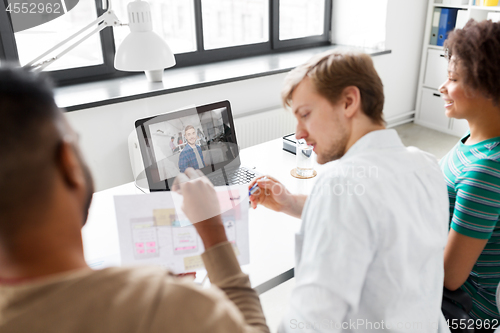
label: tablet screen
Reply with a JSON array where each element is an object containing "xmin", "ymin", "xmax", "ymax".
[{"xmin": 136, "ymin": 101, "xmax": 240, "ymax": 191}]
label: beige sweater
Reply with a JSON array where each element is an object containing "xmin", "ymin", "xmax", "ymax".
[{"xmin": 0, "ymin": 242, "xmax": 269, "ymax": 333}]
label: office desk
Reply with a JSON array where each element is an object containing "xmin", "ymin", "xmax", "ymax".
[{"xmin": 82, "ymin": 138, "xmax": 326, "ymax": 294}]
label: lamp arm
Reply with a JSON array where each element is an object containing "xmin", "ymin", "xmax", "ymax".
[{"xmin": 25, "ymin": 10, "xmax": 124, "ymax": 72}]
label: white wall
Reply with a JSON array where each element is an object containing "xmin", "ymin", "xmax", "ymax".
[
  {"xmin": 66, "ymin": 73, "xmax": 288, "ymax": 191},
  {"xmin": 373, "ymin": 0, "xmax": 427, "ymax": 120},
  {"xmin": 66, "ymin": 0, "xmax": 428, "ymax": 191},
  {"xmin": 331, "ymin": 0, "xmax": 388, "ymax": 50}
]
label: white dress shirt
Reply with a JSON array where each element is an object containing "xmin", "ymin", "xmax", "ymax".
[{"xmin": 279, "ymin": 129, "xmax": 449, "ymax": 333}]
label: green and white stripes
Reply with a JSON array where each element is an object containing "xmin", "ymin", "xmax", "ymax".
[{"xmin": 440, "ymin": 133, "xmax": 500, "ymax": 320}]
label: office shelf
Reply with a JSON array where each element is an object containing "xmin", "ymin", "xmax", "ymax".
[{"xmin": 415, "ymin": 0, "xmax": 497, "ymax": 137}]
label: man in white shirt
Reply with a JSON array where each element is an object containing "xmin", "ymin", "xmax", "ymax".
[{"xmin": 248, "ymin": 50, "xmax": 449, "ymax": 332}]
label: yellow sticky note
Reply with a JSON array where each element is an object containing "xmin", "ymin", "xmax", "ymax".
[
  {"xmin": 184, "ymin": 255, "xmax": 205, "ymax": 271},
  {"xmin": 153, "ymin": 209, "xmax": 176, "ymax": 226}
]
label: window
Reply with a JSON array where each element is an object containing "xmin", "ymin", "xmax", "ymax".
[
  {"xmin": 279, "ymin": 0, "xmax": 325, "ymax": 40},
  {"xmin": 0, "ymin": 0, "xmax": 331, "ymax": 85},
  {"xmin": 331, "ymin": 0, "xmax": 387, "ymax": 50},
  {"xmin": 113, "ymin": 0, "xmax": 198, "ymax": 54},
  {"xmin": 14, "ymin": 0, "xmax": 103, "ymax": 71},
  {"xmin": 201, "ymin": 0, "xmax": 269, "ymax": 50}
]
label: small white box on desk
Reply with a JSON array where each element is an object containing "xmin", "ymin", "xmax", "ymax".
[{"xmin": 283, "ymin": 133, "xmax": 297, "ymax": 154}]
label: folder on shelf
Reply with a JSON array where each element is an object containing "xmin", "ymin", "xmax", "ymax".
[
  {"xmin": 455, "ymin": 9, "xmax": 469, "ymax": 29},
  {"xmin": 437, "ymin": 8, "xmax": 459, "ymax": 46},
  {"xmin": 430, "ymin": 7, "xmax": 441, "ymax": 45}
]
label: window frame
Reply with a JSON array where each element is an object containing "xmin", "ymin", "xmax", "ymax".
[
  {"xmin": 0, "ymin": 0, "xmax": 332, "ymax": 86},
  {"xmin": 272, "ymin": 0, "xmax": 332, "ymax": 50},
  {"xmin": 0, "ymin": 0, "xmax": 19, "ymax": 63},
  {"xmin": 172, "ymin": 0, "xmax": 273, "ymax": 68}
]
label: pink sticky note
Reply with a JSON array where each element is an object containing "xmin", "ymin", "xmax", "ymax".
[
  {"xmin": 137, "ymin": 249, "xmax": 145, "ymax": 254},
  {"xmin": 147, "ymin": 249, "xmax": 156, "ymax": 253},
  {"xmin": 175, "ymin": 246, "xmax": 196, "ymax": 251},
  {"xmin": 146, "ymin": 242, "xmax": 156, "ymax": 248},
  {"xmin": 135, "ymin": 243, "xmax": 144, "ymax": 248}
]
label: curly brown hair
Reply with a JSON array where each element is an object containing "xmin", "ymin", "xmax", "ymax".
[{"xmin": 444, "ymin": 19, "xmax": 500, "ymax": 106}]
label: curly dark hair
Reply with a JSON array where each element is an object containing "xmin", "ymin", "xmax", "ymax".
[{"xmin": 444, "ymin": 19, "xmax": 500, "ymax": 106}]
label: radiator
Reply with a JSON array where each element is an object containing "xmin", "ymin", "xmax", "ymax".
[{"xmin": 234, "ymin": 108, "xmax": 297, "ymax": 149}]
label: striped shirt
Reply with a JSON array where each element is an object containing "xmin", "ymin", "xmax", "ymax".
[{"xmin": 440, "ymin": 132, "xmax": 500, "ymax": 320}]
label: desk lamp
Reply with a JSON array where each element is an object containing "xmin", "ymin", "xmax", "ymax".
[{"xmin": 24, "ymin": 0, "xmax": 175, "ymax": 82}]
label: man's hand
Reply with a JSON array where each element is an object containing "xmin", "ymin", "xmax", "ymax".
[
  {"xmin": 248, "ymin": 176, "xmax": 306, "ymax": 218},
  {"xmin": 173, "ymin": 168, "xmax": 227, "ymax": 249}
]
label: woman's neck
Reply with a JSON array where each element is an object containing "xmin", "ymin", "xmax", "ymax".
[{"xmin": 465, "ymin": 105, "xmax": 500, "ymax": 145}]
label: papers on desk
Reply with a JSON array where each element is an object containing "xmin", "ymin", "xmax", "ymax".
[{"xmin": 113, "ymin": 186, "xmax": 249, "ymax": 274}]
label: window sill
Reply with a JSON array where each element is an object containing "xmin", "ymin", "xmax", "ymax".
[{"xmin": 55, "ymin": 45, "xmax": 391, "ymax": 112}]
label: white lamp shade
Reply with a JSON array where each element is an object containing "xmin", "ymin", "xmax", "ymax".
[{"xmin": 114, "ymin": 31, "xmax": 176, "ymax": 72}]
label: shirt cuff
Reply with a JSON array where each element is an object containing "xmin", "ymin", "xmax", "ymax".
[
  {"xmin": 451, "ymin": 222, "xmax": 493, "ymax": 240},
  {"xmin": 201, "ymin": 241, "xmax": 242, "ymax": 284}
]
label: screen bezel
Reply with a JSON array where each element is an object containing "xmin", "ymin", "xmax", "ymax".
[{"xmin": 135, "ymin": 100, "xmax": 241, "ymax": 191}]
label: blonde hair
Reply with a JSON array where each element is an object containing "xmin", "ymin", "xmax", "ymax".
[{"xmin": 281, "ymin": 50, "xmax": 385, "ymax": 124}]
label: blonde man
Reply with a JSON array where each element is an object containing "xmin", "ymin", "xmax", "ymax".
[
  {"xmin": 248, "ymin": 50, "xmax": 449, "ymax": 332},
  {"xmin": 178, "ymin": 125, "xmax": 205, "ymax": 172}
]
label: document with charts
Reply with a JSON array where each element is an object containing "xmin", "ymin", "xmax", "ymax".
[{"xmin": 114, "ymin": 186, "xmax": 249, "ymax": 274}]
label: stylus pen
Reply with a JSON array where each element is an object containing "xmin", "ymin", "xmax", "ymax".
[{"xmin": 249, "ymin": 177, "xmax": 267, "ymax": 196}]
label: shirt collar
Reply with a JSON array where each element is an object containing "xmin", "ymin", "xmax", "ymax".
[{"xmin": 342, "ymin": 129, "xmax": 404, "ymax": 160}]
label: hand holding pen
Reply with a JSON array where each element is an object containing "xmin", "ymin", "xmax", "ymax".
[{"xmin": 247, "ymin": 175, "xmax": 302, "ymax": 217}]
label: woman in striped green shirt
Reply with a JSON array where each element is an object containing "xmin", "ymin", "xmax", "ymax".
[{"xmin": 439, "ymin": 19, "xmax": 500, "ymax": 326}]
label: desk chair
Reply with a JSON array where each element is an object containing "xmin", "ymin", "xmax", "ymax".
[{"xmin": 442, "ymin": 287, "xmax": 474, "ymax": 333}]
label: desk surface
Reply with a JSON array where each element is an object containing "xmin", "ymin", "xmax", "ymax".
[{"xmin": 82, "ymin": 138, "xmax": 326, "ymax": 294}]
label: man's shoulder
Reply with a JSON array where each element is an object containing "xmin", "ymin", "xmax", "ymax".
[
  {"xmin": 315, "ymin": 145, "xmax": 445, "ymax": 200},
  {"xmin": 86, "ymin": 267, "xmax": 222, "ymax": 300},
  {"xmin": 84, "ymin": 267, "xmax": 233, "ymax": 319},
  {"xmin": 404, "ymin": 145, "xmax": 440, "ymax": 164},
  {"xmin": 90, "ymin": 266, "xmax": 168, "ymax": 280},
  {"xmin": 0, "ymin": 267, "xmax": 228, "ymax": 332},
  {"xmin": 340, "ymin": 145, "xmax": 440, "ymax": 175},
  {"xmin": 179, "ymin": 146, "xmax": 191, "ymax": 157},
  {"xmin": 45, "ymin": 266, "xmax": 212, "ymax": 308},
  {"xmin": 58, "ymin": 266, "xmax": 172, "ymax": 292},
  {"xmin": 325, "ymin": 147, "xmax": 439, "ymax": 176}
]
